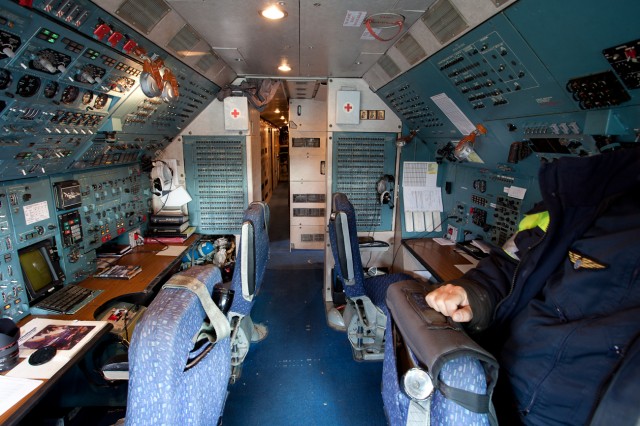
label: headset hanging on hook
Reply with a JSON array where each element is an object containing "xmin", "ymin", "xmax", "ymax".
[{"xmin": 377, "ymin": 174, "xmax": 395, "ymax": 208}]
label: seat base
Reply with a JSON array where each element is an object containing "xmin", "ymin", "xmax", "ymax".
[{"xmin": 344, "ymin": 297, "xmax": 386, "ymax": 362}]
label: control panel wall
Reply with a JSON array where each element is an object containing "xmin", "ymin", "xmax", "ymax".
[{"xmin": 0, "ymin": 163, "xmax": 150, "ymax": 321}]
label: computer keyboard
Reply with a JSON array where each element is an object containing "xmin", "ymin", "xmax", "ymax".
[{"xmin": 35, "ymin": 285, "xmax": 95, "ymax": 314}]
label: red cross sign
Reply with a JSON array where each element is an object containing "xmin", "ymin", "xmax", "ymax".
[
  {"xmin": 231, "ymin": 108, "xmax": 240, "ymax": 118},
  {"xmin": 344, "ymin": 103, "xmax": 353, "ymax": 113}
]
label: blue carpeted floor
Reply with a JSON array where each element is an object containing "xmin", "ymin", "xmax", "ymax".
[
  {"xmin": 221, "ymin": 267, "xmax": 387, "ymax": 426},
  {"xmin": 222, "ymin": 182, "xmax": 387, "ymax": 425}
]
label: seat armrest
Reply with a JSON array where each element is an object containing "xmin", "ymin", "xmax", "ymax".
[{"xmin": 386, "ymin": 280, "xmax": 499, "ymax": 416}]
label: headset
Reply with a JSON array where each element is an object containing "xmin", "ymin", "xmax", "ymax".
[
  {"xmin": 151, "ymin": 160, "xmax": 174, "ymax": 196},
  {"xmin": 376, "ymin": 174, "xmax": 395, "ymax": 208}
]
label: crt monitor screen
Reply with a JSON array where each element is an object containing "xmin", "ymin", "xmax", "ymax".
[{"xmin": 18, "ymin": 239, "xmax": 64, "ymax": 300}]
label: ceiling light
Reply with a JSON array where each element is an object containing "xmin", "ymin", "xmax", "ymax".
[
  {"xmin": 280, "ymin": 115, "xmax": 285, "ymax": 120},
  {"xmin": 278, "ymin": 64, "xmax": 291, "ymax": 72},
  {"xmin": 274, "ymin": 108, "xmax": 280, "ymax": 113},
  {"xmin": 260, "ymin": 5, "xmax": 287, "ymax": 20}
]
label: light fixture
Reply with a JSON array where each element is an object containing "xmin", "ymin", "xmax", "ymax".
[
  {"xmin": 260, "ymin": 4, "xmax": 287, "ymax": 20},
  {"xmin": 402, "ymin": 368, "xmax": 434, "ymax": 401},
  {"xmin": 274, "ymin": 108, "xmax": 280, "ymax": 113},
  {"xmin": 280, "ymin": 115, "xmax": 285, "ymax": 120},
  {"xmin": 278, "ymin": 63, "xmax": 291, "ymax": 72}
]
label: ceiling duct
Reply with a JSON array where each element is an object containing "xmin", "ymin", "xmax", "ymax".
[
  {"xmin": 421, "ymin": 0, "xmax": 468, "ymax": 44},
  {"xmin": 115, "ymin": 0, "xmax": 171, "ymax": 35},
  {"xmin": 395, "ymin": 32, "xmax": 427, "ymax": 66},
  {"xmin": 196, "ymin": 50, "xmax": 219, "ymax": 73},
  {"xmin": 378, "ymin": 54, "xmax": 401, "ymax": 79},
  {"xmin": 167, "ymin": 25, "xmax": 201, "ymax": 57},
  {"xmin": 286, "ymin": 80, "xmax": 320, "ymax": 99}
]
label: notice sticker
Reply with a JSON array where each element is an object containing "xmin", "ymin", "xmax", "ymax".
[{"xmin": 344, "ymin": 11, "xmax": 367, "ymax": 27}]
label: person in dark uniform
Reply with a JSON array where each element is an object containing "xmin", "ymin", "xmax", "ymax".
[{"xmin": 426, "ymin": 146, "xmax": 640, "ymax": 425}]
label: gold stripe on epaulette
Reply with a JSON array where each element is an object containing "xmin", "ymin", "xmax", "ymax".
[{"xmin": 568, "ymin": 250, "xmax": 608, "ymax": 270}]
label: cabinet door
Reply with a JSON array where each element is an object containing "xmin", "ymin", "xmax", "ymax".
[
  {"xmin": 290, "ymin": 225, "xmax": 325, "ymax": 250},
  {"xmin": 289, "ymin": 132, "xmax": 326, "ymax": 182}
]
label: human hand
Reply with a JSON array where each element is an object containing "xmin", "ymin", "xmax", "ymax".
[{"xmin": 425, "ymin": 284, "xmax": 473, "ymax": 323}]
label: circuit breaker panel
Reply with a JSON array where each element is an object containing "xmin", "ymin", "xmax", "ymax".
[{"xmin": 183, "ymin": 136, "xmax": 248, "ymax": 235}]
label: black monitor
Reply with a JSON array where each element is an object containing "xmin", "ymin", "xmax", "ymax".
[{"xmin": 18, "ymin": 239, "xmax": 65, "ymax": 301}]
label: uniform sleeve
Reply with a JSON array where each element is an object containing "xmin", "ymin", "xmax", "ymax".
[{"xmin": 448, "ymin": 247, "xmax": 518, "ymax": 332}]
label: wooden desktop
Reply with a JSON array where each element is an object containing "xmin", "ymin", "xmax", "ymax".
[
  {"xmin": 1, "ymin": 235, "xmax": 200, "ymax": 426},
  {"xmin": 402, "ymin": 238, "xmax": 475, "ymax": 283}
]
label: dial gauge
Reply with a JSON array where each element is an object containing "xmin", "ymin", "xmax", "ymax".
[
  {"xmin": 61, "ymin": 85, "xmax": 79, "ymax": 104},
  {"xmin": 16, "ymin": 74, "xmax": 41, "ymax": 97},
  {"xmin": 43, "ymin": 81, "xmax": 59, "ymax": 99}
]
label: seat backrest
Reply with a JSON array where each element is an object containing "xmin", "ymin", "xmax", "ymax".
[
  {"xmin": 126, "ymin": 265, "xmax": 230, "ymax": 426},
  {"xmin": 384, "ymin": 280, "xmax": 498, "ymax": 426},
  {"xmin": 328, "ymin": 192, "xmax": 366, "ymax": 298},
  {"xmin": 229, "ymin": 201, "xmax": 270, "ymax": 316}
]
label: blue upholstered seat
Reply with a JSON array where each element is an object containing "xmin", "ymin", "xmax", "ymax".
[
  {"xmin": 125, "ymin": 202, "xmax": 270, "ymax": 423},
  {"xmin": 327, "ymin": 192, "xmax": 416, "ymax": 361},
  {"xmin": 227, "ymin": 201, "xmax": 270, "ymax": 379},
  {"xmin": 383, "ymin": 280, "xmax": 497, "ymax": 426},
  {"xmin": 228, "ymin": 201, "xmax": 270, "ymax": 316},
  {"xmin": 126, "ymin": 265, "xmax": 229, "ymax": 426},
  {"xmin": 328, "ymin": 192, "xmax": 413, "ymax": 308},
  {"xmin": 382, "ymin": 318, "xmax": 491, "ymax": 426}
]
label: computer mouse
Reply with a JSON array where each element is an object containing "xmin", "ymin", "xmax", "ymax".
[{"xmin": 28, "ymin": 345, "xmax": 57, "ymax": 366}]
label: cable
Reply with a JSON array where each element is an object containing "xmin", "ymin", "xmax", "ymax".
[{"xmin": 138, "ymin": 235, "xmax": 169, "ymax": 252}]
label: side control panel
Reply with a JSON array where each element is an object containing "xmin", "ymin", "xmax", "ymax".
[{"xmin": 0, "ymin": 187, "xmax": 31, "ymax": 322}]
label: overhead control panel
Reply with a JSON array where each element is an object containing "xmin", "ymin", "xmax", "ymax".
[
  {"xmin": 380, "ymin": 0, "xmax": 640, "ymax": 240},
  {"xmin": 0, "ymin": 0, "xmax": 219, "ymax": 181}
]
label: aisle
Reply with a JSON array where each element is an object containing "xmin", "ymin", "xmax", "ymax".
[{"xmin": 221, "ymin": 183, "xmax": 386, "ymax": 425}]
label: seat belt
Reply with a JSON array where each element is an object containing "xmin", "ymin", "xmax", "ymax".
[{"xmin": 163, "ymin": 275, "xmax": 230, "ymax": 344}]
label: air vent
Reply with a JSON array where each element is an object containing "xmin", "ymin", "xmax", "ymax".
[
  {"xmin": 421, "ymin": 0, "xmax": 468, "ymax": 44},
  {"xmin": 167, "ymin": 25, "xmax": 201, "ymax": 57},
  {"xmin": 378, "ymin": 54, "xmax": 401, "ymax": 78},
  {"xmin": 115, "ymin": 0, "xmax": 171, "ymax": 35},
  {"xmin": 396, "ymin": 32, "xmax": 426, "ymax": 65},
  {"xmin": 196, "ymin": 51, "xmax": 219, "ymax": 72}
]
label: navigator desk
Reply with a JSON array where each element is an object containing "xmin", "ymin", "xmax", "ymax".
[
  {"xmin": 1, "ymin": 235, "xmax": 199, "ymax": 426},
  {"xmin": 401, "ymin": 238, "xmax": 478, "ymax": 283}
]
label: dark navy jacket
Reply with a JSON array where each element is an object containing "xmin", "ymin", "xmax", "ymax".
[{"xmin": 451, "ymin": 147, "xmax": 640, "ymax": 425}]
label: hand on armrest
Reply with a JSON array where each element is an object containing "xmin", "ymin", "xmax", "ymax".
[{"xmin": 425, "ymin": 284, "xmax": 473, "ymax": 323}]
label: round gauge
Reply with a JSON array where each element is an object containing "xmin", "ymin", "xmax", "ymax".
[
  {"xmin": 93, "ymin": 94, "xmax": 108, "ymax": 109},
  {"xmin": 81, "ymin": 90, "xmax": 93, "ymax": 105},
  {"xmin": 43, "ymin": 81, "xmax": 59, "ymax": 99},
  {"xmin": 16, "ymin": 74, "xmax": 41, "ymax": 98},
  {"xmin": 0, "ymin": 69, "xmax": 12, "ymax": 90},
  {"xmin": 61, "ymin": 85, "xmax": 79, "ymax": 104}
]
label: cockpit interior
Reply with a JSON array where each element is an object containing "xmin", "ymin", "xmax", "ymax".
[{"xmin": 0, "ymin": 0, "xmax": 639, "ymax": 425}]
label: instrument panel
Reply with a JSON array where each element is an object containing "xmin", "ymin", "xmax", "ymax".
[
  {"xmin": 379, "ymin": 0, "xmax": 640, "ymax": 241},
  {"xmin": 0, "ymin": 0, "xmax": 219, "ymax": 181},
  {"xmin": 1, "ymin": 163, "xmax": 150, "ymax": 322},
  {"xmin": 0, "ymin": 0, "xmax": 218, "ymax": 322}
]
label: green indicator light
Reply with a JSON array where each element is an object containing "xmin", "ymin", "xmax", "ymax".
[
  {"xmin": 52, "ymin": 34, "xmax": 59, "ymax": 39},
  {"xmin": 48, "ymin": 38, "xmax": 55, "ymax": 43},
  {"xmin": 43, "ymin": 29, "xmax": 50, "ymax": 35}
]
